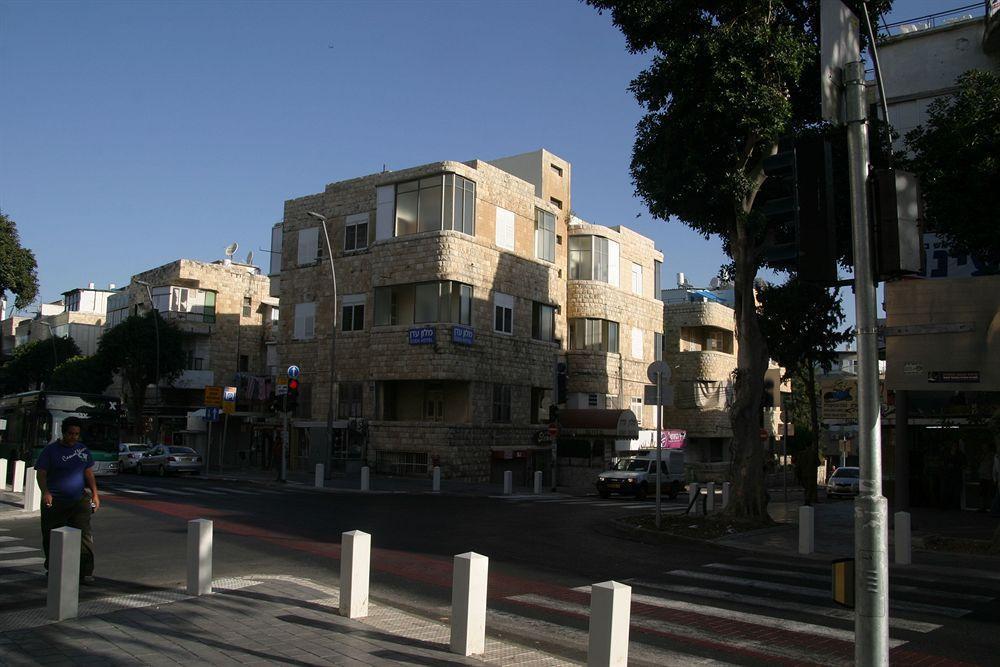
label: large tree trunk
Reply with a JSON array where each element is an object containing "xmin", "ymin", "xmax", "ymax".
[
  {"xmin": 804, "ymin": 363, "xmax": 820, "ymax": 505},
  {"xmin": 727, "ymin": 229, "xmax": 771, "ymax": 520}
]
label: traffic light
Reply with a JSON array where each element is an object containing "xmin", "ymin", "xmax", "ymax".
[{"xmin": 286, "ymin": 378, "xmax": 299, "ymax": 413}]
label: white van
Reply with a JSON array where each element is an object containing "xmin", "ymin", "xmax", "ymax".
[{"xmin": 596, "ymin": 449, "xmax": 686, "ymax": 500}]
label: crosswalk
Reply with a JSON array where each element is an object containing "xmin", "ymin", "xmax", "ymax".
[
  {"xmin": 0, "ymin": 528, "xmax": 45, "ymax": 590},
  {"xmin": 494, "ymin": 493, "xmax": 689, "ymax": 512},
  {"xmin": 101, "ymin": 481, "xmax": 287, "ymax": 500},
  {"xmin": 501, "ymin": 555, "xmax": 999, "ymax": 665}
]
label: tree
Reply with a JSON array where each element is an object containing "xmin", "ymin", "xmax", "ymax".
[
  {"xmin": 588, "ymin": 0, "xmax": 889, "ymax": 518},
  {"xmin": 0, "ymin": 212, "xmax": 39, "ymax": 310},
  {"xmin": 0, "ymin": 336, "xmax": 81, "ymax": 394},
  {"xmin": 904, "ymin": 70, "xmax": 1000, "ymax": 271},
  {"xmin": 758, "ymin": 278, "xmax": 853, "ymax": 504},
  {"xmin": 97, "ymin": 312, "xmax": 185, "ymax": 437},
  {"xmin": 48, "ymin": 355, "xmax": 114, "ymax": 395}
]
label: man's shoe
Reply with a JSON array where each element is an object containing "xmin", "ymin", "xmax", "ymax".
[{"xmin": 80, "ymin": 575, "xmax": 95, "ymax": 585}]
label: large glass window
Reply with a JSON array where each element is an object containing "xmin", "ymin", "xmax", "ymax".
[
  {"xmin": 568, "ymin": 235, "xmax": 619, "ymax": 284},
  {"xmin": 395, "ymin": 174, "xmax": 475, "ymax": 237},
  {"xmin": 568, "ymin": 318, "xmax": 619, "ymax": 353},
  {"xmin": 492, "ymin": 384, "xmax": 512, "ymax": 423},
  {"xmin": 535, "ymin": 209, "xmax": 555, "ymax": 262},
  {"xmin": 374, "ymin": 281, "xmax": 473, "ymax": 326},
  {"xmin": 568, "ymin": 236, "xmax": 591, "ymax": 280},
  {"xmin": 150, "ymin": 286, "xmax": 216, "ymax": 323},
  {"xmin": 532, "ymin": 302, "xmax": 555, "ymax": 342}
]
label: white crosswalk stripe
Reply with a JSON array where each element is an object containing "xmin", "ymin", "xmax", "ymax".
[
  {"xmin": 180, "ymin": 487, "xmax": 226, "ymax": 495},
  {"xmin": 0, "ymin": 557, "xmax": 45, "ymax": 568},
  {"xmin": 206, "ymin": 487, "xmax": 256, "ymax": 495},
  {"xmin": 0, "ymin": 546, "xmax": 38, "ymax": 555}
]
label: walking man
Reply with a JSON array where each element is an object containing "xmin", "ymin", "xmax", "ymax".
[{"xmin": 36, "ymin": 417, "xmax": 100, "ymax": 583}]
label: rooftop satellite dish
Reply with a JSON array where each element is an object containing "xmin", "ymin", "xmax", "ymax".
[
  {"xmin": 224, "ymin": 242, "xmax": 239, "ymax": 258},
  {"xmin": 246, "ymin": 250, "xmax": 254, "ymax": 265},
  {"xmin": 709, "ymin": 277, "xmax": 721, "ymax": 289}
]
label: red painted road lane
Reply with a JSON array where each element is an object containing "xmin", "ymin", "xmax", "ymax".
[{"xmin": 106, "ymin": 494, "xmax": 975, "ymax": 667}]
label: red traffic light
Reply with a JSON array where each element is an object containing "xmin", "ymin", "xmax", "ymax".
[{"xmin": 288, "ymin": 379, "xmax": 299, "ymax": 390}]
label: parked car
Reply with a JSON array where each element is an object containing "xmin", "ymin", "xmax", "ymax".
[
  {"xmin": 826, "ymin": 466, "xmax": 860, "ymax": 498},
  {"xmin": 138, "ymin": 445, "xmax": 203, "ymax": 476},
  {"xmin": 596, "ymin": 449, "xmax": 685, "ymax": 500},
  {"xmin": 118, "ymin": 443, "xmax": 151, "ymax": 472}
]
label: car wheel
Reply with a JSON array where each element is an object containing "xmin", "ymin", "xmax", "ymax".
[
  {"xmin": 635, "ymin": 483, "xmax": 648, "ymax": 501},
  {"xmin": 157, "ymin": 464, "xmax": 166, "ymax": 477},
  {"xmin": 598, "ymin": 489, "xmax": 610, "ymax": 499},
  {"xmin": 667, "ymin": 481, "xmax": 681, "ymax": 500}
]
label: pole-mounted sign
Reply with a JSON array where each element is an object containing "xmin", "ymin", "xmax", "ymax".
[{"xmin": 287, "ymin": 365, "xmax": 301, "ymax": 379}]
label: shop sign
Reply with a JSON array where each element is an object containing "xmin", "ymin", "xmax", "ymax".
[
  {"xmin": 452, "ymin": 326, "xmax": 474, "ymax": 345},
  {"xmin": 408, "ymin": 327, "xmax": 435, "ymax": 345}
]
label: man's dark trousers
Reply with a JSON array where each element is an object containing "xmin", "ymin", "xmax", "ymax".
[{"xmin": 40, "ymin": 496, "xmax": 94, "ymax": 577}]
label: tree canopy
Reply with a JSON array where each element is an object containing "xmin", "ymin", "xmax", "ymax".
[
  {"xmin": 0, "ymin": 212, "xmax": 39, "ymax": 310},
  {"xmin": 903, "ymin": 69, "xmax": 1000, "ymax": 271},
  {"xmin": 0, "ymin": 336, "xmax": 81, "ymax": 394},
  {"xmin": 48, "ymin": 355, "xmax": 114, "ymax": 395}
]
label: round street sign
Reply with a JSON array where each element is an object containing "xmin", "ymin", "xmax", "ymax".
[
  {"xmin": 287, "ymin": 365, "xmax": 301, "ymax": 379},
  {"xmin": 547, "ymin": 422, "xmax": 559, "ymax": 440},
  {"xmin": 647, "ymin": 361, "xmax": 671, "ymax": 385}
]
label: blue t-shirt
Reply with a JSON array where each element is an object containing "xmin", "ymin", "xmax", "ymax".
[{"xmin": 35, "ymin": 441, "xmax": 93, "ymax": 501}]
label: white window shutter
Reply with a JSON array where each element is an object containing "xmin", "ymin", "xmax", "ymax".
[
  {"xmin": 495, "ymin": 206, "xmax": 515, "ymax": 250},
  {"xmin": 608, "ymin": 240, "xmax": 620, "ymax": 287},
  {"xmin": 376, "ymin": 185, "xmax": 394, "ymax": 240},
  {"xmin": 631, "ymin": 263, "xmax": 643, "ymax": 295},
  {"xmin": 297, "ymin": 228, "xmax": 319, "ymax": 266},
  {"xmin": 632, "ymin": 327, "xmax": 643, "ymax": 359}
]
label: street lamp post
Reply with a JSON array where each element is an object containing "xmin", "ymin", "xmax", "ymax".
[
  {"xmin": 306, "ymin": 212, "xmax": 338, "ymax": 477},
  {"xmin": 135, "ymin": 280, "xmax": 161, "ymax": 443}
]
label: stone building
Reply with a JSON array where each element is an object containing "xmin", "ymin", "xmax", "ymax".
[
  {"xmin": 271, "ymin": 149, "xmax": 664, "ymax": 482},
  {"xmin": 14, "ymin": 284, "xmax": 115, "ymax": 357}
]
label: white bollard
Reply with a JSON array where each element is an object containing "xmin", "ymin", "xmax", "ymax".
[
  {"xmin": 722, "ymin": 482, "xmax": 732, "ymax": 508},
  {"xmin": 314, "ymin": 463, "xmax": 324, "ymax": 488},
  {"xmin": 12, "ymin": 460, "xmax": 25, "ymax": 493},
  {"xmin": 0, "ymin": 458, "xmax": 7, "ymax": 491},
  {"xmin": 340, "ymin": 530, "xmax": 371, "ymax": 619},
  {"xmin": 47, "ymin": 527, "xmax": 81, "ymax": 621},
  {"xmin": 706, "ymin": 482, "xmax": 716, "ymax": 512},
  {"xmin": 688, "ymin": 482, "xmax": 699, "ymax": 511},
  {"xmin": 798, "ymin": 506, "xmax": 815, "ymax": 555},
  {"xmin": 187, "ymin": 519, "xmax": 213, "ymax": 596},
  {"xmin": 360, "ymin": 466, "xmax": 370, "ymax": 491},
  {"xmin": 894, "ymin": 511, "xmax": 912, "ymax": 565},
  {"xmin": 23, "ymin": 467, "xmax": 41, "ymax": 512},
  {"xmin": 533, "ymin": 470, "xmax": 542, "ymax": 494},
  {"xmin": 588, "ymin": 580, "xmax": 631, "ymax": 667},
  {"xmin": 432, "ymin": 466, "xmax": 441, "ymax": 492},
  {"xmin": 503, "ymin": 470, "xmax": 512, "ymax": 495},
  {"xmin": 450, "ymin": 552, "xmax": 489, "ymax": 656}
]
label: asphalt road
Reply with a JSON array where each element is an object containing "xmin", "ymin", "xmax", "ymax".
[{"xmin": 2, "ymin": 474, "xmax": 997, "ymax": 666}]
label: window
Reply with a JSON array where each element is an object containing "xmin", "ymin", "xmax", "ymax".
[
  {"xmin": 495, "ymin": 206, "xmax": 515, "ymax": 250},
  {"xmin": 394, "ymin": 174, "xmax": 476, "ymax": 237},
  {"xmin": 270, "ymin": 306, "xmax": 279, "ymax": 322},
  {"xmin": 297, "ymin": 227, "xmax": 320, "ymax": 266},
  {"xmin": 345, "ymin": 213, "xmax": 368, "ymax": 251},
  {"xmin": 238, "ymin": 355, "xmax": 249, "ymax": 372},
  {"xmin": 531, "ymin": 387, "xmax": 547, "ymax": 424},
  {"xmin": 630, "ymin": 397, "xmax": 643, "ymax": 426},
  {"xmin": 549, "ymin": 196, "xmax": 563, "ymax": 210},
  {"xmin": 568, "ymin": 235, "xmax": 619, "ymax": 285},
  {"xmin": 535, "ymin": 209, "xmax": 555, "ymax": 262},
  {"xmin": 270, "ymin": 223, "xmax": 283, "ymax": 275},
  {"xmin": 631, "ymin": 328, "xmax": 644, "ymax": 359},
  {"xmin": 631, "ymin": 263, "xmax": 643, "ymax": 295},
  {"xmin": 150, "ymin": 286, "xmax": 216, "ymax": 323},
  {"xmin": 494, "ymin": 292, "xmax": 513, "ymax": 334},
  {"xmin": 531, "ymin": 302, "xmax": 555, "ymax": 342},
  {"xmin": 342, "ymin": 294, "xmax": 365, "ymax": 332},
  {"xmin": 374, "ymin": 281, "xmax": 472, "ymax": 326},
  {"xmin": 293, "ymin": 303, "xmax": 316, "ymax": 340},
  {"xmin": 568, "ymin": 318, "xmax": 619, "ymax": 353},
  {"xmin": 654, "ymin": 260, "xmax": 662, "ymax": 298},
  {"xmin": 338, "ymin": 382, "xmax": 364, "ymax": 418},
  {"xmin": 492, "ymin": 384, "xmax": 512, "ymax": 422},
  {"xmin": 65, "ymin": 292, "xmax": 80, "ymax": 312},
  {"xmin": 550, "ymin": 163, "xmax": 563, "ymax": 177},
  {"xmin": 242, "ymin": 297, "xmax": 252, "ymax": 318},
  {"xmin": 424, "ymin": 387, "xmax": 444, "ymax": 422},
  {"xmin": 654, "ymin": 332, "xmax": 663, "ymax": 362}
]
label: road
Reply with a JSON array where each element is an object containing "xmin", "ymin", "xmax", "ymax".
[{"xmin": 1, "ymin": 474, "xmax": 997, "ymax": 665}]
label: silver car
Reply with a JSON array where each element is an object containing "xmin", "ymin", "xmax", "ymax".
[
  {"xmin": 138, "ymin": 445, "xmax": 203, "ymax": 476},
  {"xmin": 118, "ymin": 443, "xmax": 151, "ymax": 472},
  {"xmin": 826, "ymin": 466, "xmax": 860, "ymax": 498}
]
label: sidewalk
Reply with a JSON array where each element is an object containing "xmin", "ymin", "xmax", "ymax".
[{"xmin": 0, "ymin": 575, "xmax": 573, "ymax": 667}]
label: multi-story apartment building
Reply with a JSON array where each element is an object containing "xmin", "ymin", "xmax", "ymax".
[
  {"xmin": 13, "ymin": 284, "xmax": 115, "ymax": 357},
  {"xmin": 272, "ymin": 149, "xmax": 664, "ymax": 483}
]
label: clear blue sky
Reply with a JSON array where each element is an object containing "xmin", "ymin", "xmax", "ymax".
[{"xmin": 1, "ymin": 0, "xmax": 949, "ymax": 313}]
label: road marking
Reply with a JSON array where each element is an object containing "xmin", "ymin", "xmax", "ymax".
[
  {"xmin": 568, "ymin": 585, "xmax": 906, "ymax": 647},
  {"xmin": 144, "ymin": 487, "xmax": 196, "ymax": 496},
  {"xmin": 0, "ymin": 537, "xmax": 19, "ymax": 543},
  {"xmin": 655, "ymin": 571, "xmax": 971, "ymax": 618},
  {"xmin": 114, "ymin": 488, "xmax": 154, "ymax": 496},
  {"xmin": 180, "ymin": 487, "xmax": 226, "ymax": 496},
  {"xmin": 206, "ymin": 487, "xmax": 256, "ymax": 495},
  {"xmin": 624, "ymin": 580, "xmax": 940, "ymax": 633},
  {"xmin": 0, "ymin": 572, "xmax": 40, "ymax": 584},
  {"xmin": 0, "ymin": 557, "xmax": 45, "ymax": 568},
  {"xmin": 0, "ymin": 546, "xmax": 38, "ymax": 555},
  {"xmin": 705, "ymin": 563, "xmax": 993, "ymax": 603}
]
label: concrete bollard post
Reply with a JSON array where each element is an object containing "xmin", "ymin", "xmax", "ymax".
[
  {"xmin": 187, "ymin": 519, "xmax": 213, "ymax": 596},
  {"xmin": 894, "ymin": 511, "xmax": 912, "ymax": 565},
  {"xmin": 314, "ymin": 463, "xmax": 324, "ymax": 488},
  {"xmin": 798, "ymin": 506, "xmax": 815, "ymax": 555},
  {"xmin": 432, "ymin": 466, "xmax": 441, "ymax": 492},
  {"xmin": 706, "ymin": 482, "xmax": 716, "ymax": 513},
  {"xmin": 340, "ymin": 530, "xmax": 371, "ymax": 619},
  {"xmin": 503, "ymin": 470, "xmax": 512, "ymax": 495},
  {"xmin": 0, "ymin": 458, "xmax": 7, "ymax": 491},
  {"xmin": 533, "ymin": 470, "xmax": 542, "ymax": 494},
  {"xmin": 688, "ymin": 483, "xmax": 699, "ymax": 512},
  {"xmin": 588, "ymin": 580, "xmax": 631, "ymax": 667},
  {"xmin": 12, "ymin": 460, "xmax": 25, "ymax": 493},
  {"xmin": 23, "ymin": 467, "xmax": 41, "ymax": 512},
  {"xmin": 47, "ymin": 527, "xmax": 81, "ymax": 621},
  {"xmin": 722, "ymin": 482, "xmax": 731, "ymax": 508},
  {"xmin": 451, "ymin": 552, "xmax": 489, "ymax": 656},
  {"xmin": 360, "ymin": 466, "xmax": 370, "ymax": 491}
]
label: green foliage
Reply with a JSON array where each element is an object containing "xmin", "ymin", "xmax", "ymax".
[
  {"xmin": 903, "ymin": 69, "xmax": 1000, "ymax": 270},
  {"xmin": 0, "ymin": 336, "xmax": 81, "ymax": 394},
  {"xmin": 0, "ymin": 212, "xmax": 39, "ymax": 309},
  {"xmin": 48, "ymin": 355, "xmax": 114, "ymax": 395}
]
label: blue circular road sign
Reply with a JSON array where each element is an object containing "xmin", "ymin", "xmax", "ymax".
[{"xmin": 287, "ymin": 365, "xmax": 300, "ymax": 379}]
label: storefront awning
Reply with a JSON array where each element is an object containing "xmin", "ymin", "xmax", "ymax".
[{"xmin": 557, "ymin": 409, "xmax": 639, "ymax": 440}]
